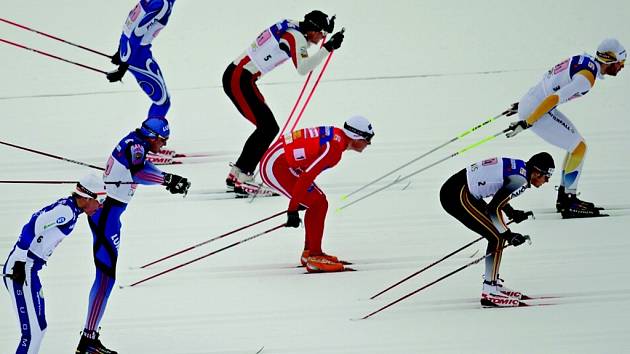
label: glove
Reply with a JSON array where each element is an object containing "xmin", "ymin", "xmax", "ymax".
[
  {"xmin": 10, "ymin": 261, "xmax": 26, "ymax": 285},
  {"xmin": 110, "ymin": 47, "xmax": 122, "ymax": 65},
  {"xmin": 323, "ymin": 30, "xmax": 344, "ymax": 52},
  {"xmin": 163, "ymin": 173, "xmax": 191, "ymax": 195},
  {"xmin": 286, "ymin": 210, "xmax": 301, "ymax": 228},
  {"xmin": 505, "ymin": 120, "xmax": 531, "ymax": 138},
  {"xmin": 502, "ymin": 230, "xmax": 530, "ymax": 247},
  {"xmin": 505, "ymin": 102, "xmax": 519, "ymax": 117},
  {"xmin": 106, "ymin": 63, "xmax": 129, "ymax": 83},
  {"xmin": 505, "ymin": 209, "xmax": 533, "ymax": 224},
  {"xmin": 326, "ymin": 15, "xmax": 336, "ymax": 33}
]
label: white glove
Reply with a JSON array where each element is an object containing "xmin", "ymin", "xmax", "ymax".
[{"xmin": 505, "ymin": 121, "xmax": 531, "ymax": 138}]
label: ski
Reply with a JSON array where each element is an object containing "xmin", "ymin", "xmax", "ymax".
[
  {"xmin": 255, "ymin": 346, "xmax": 264, "ymax": 354},
  {"xmin": 304, "ymin": 267, "xmax": 356, "ymax": 274},
  {"xmin": 295, "ymin": 260, "xmax": 353, "ymax": 268},
  {"xmin": 481, "ymin": 297, "xmax": 556, "ymax": 308}
]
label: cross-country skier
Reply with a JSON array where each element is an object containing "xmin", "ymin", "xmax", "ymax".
[
  {"xmin": 223, "ymin": 10, "xmax": 345, "ymax": 196},
  {"xmin": 76, "ymin": 118, "xmax": 190, "ymax": 354},
  {"xmin": 107, "ymin": 0, "xmax": 176, "ymax": 121},
  {"xmin": 505, "ymin": 38, "xmax": 625, "ymax": 218},
  {"xmin": 439, "ymin": 152, "xmax": 554, "ymax": 307},
  {"xmin": 260, "ymin": 116, "xmax": 374, "ymax": 272},
  {"xmin": 3, "ymin": 175, "xmax": 105, "ymax": 354}
]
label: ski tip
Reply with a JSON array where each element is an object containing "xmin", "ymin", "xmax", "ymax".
[
  {"xmin": 340, "ymin": 195, "xmax": 348, "ymax": 201},
  {"xmin": 255, "ymin": 346, "xmax": 264, "ymax": 354},
  {"xmin": 335, "ymin": 207, "xmax": 343, "ymax": 213}
]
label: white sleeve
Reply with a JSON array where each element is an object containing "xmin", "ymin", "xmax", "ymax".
[
  {"xmin": 556, "ymin": 74, "xmax": 592, "ymax": 104},
  {"xmin": 33, "ymin": 204, "xmax": 73, "ymax": 236},
  {"xmin": 281, "ymin": 29, "xmax": 329, "ymax": 76}
]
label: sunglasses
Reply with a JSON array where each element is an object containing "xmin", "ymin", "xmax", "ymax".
[{"xmin": 344, "ymin": 123, "xmax": 375, "ymax": 143}]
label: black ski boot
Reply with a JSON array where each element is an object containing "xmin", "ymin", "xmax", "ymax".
[
  {"xmin": 556, "ymin": 186, "xmax": 598, "ymax": 213},
  {"xmin": 559, "ymin": 193, "xmax": 606, "ymax": 219},
  {"xmin": 76, "ymin": 329, "xmax": 118, "ymax": 354}
]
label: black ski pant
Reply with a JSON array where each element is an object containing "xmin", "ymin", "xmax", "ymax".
[
  {"xmin": 439, "ymin": 169, "xmax": 505, "ymax": 281},
  {"xmin": 223, "ymin": 62, "xmax": 279, "ymax": 175}
]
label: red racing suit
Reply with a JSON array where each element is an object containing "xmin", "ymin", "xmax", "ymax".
[{"xmin": 260, "ymin": 126, "xmax": 348, "ymax": 255}]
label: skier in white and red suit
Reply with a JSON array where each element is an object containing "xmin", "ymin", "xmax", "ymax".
[{"xmin": 223, "ymin": 10, "xmax": 345, "ymax": 196}]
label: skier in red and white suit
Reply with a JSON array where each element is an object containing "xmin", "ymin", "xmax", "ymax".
[
  {"xmin": 223, "ymin": 10, "xmax": 345, "ymax": 196},
  {"xmin": 260, "ymin": 116, "xmax": 374, "ymax": 273}
]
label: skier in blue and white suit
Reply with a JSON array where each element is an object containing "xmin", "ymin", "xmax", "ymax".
[
  {"xmin": 3, "ymin": 175, "xmax": 105, "ymax": 354},
  {"xmin": 75, "ymin": 117, "xmax": 190, "ymax": 354},
  {"xmin": 107, "ymin": 0, "xmax": 176, "ymax": 120}
]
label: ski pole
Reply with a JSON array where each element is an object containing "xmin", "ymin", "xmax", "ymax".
[
  {"xmin": 341, "ymin": 103, "xmax": 517, "ymax": 201},
  {"xmin": 0, "ymin": 38, "xmax": 107, "ymax": 75},
  {"xmin": 278, "ymin": 36, "xmax": 326, "ymax": 135},
  {"xmin": 289, "ymin": 28, "xmax": 343, "ymax": 132},
  {"xmin": 0, "ymin": 139, "xmax": 104, "ymax": 170},
  {"xmin": 0, "ymin": 180, "xmax": 134, "ymax": 185},
  {"xmin": 139, "ymin": 210, "xmax": 286, "ymax": 268},
  {"xmin": 361, "ymin": 245, "xmax": 512, "ymax": 320},
  {"xmin": 367, "ymin": 219, "xmax": 523, "ymax": 300},
  {"xmin": 370, "ymin": 236, "xmax": 484, "ymax": 299},
  {"xmin": 0, "ymin": 18, "xmax": 111, "ymax": 58},
  {"xmin": 126, "ymin": 223, "xmax": 286, "ymax": 287},
  {"xmin": 337, "ymin": 127, "xmax": 511, "ymax": 211}
]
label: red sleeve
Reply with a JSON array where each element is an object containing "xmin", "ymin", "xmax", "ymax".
[{"xmin": 288, "ymin": 142, "xmax": 343, "ymax": 211}]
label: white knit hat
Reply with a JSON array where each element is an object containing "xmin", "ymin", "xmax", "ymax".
[
  {"xmin": 343, "ymin": 115, "xmax": 374, "ymax": 142},
  {"xmin": 75, "ymin": 174, "xmax": 106, "ymax": 203},
  {"xmin": 596, "ymin": 38, "xmax": 626, "ymax": 64}
]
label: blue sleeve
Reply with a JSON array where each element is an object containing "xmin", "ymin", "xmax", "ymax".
[
  {"xmin": 132, "ymin": 161, "xmax": 165, "ymax": 185},
  {"xmin": 569, "ymin": 55, "xmax": 598, "ymax": 79},
  {"xmin": 139, "ymin": 0, "xmax": 167, "ymax": 27}
]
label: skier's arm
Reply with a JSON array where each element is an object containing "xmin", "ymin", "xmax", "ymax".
[
  {"xmin": 14, "ymin": 204, "xmax": 73, "ymax": 261},
  {"xmin": 486, "ymin": 175, "xmax": 528, "ymax": 233},
  {"xmin": 288, "ymin": 144, "xmax": 341, "ymax": 211},
  {"xmin": 125, "ymin": 143, "xmax": 165, "ymax": 185},
  {"xmin": 279, "ymin": 30, "xmax": 328, "ymax": 76},
  {"xmin": 525, "ymin": 72, "xmax": 594, "ymax": 126}
]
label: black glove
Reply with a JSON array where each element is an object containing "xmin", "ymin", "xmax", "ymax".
[
  {"xmin": 505, "ymin": 120, "xmax": 531, "ymax": 138},
  {"xmin": 502, "ymin": 230, "xmax": 529, "ymax": 247},
  {"xmin": 505, "ymin": 102, "xmax": 519, "ymax": 117},
  {"xmin": 106, "ymin": 63, "xmax": 129, "ymax": 83},
  {"xmin": 323, "ymin": 30, "xmax": 344, "ymax": 52},
  {"xmin": 286, "ymin": 210, "xmax": 301, "ymax": 228},
  {"xmin": 326, "ymin": 15, "xmax": 336, "ymax": 33},
  {"xmin": 110, "ymin": 46, "xmax": 122, "ymax": 65},
  {"xmin": 163, "ymin": 173, "xmax": 191, "ymax": 195},
  {"xmin": 505, "ymin": 209, "xmax": 533, "ymax": 224},
  {"xmin": 10, "ymin": 261, "xmax": 26, "ymax": 285}
]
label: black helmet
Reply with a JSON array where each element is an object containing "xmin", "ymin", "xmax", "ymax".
[
  {"xmin": 526, "ymin": 152, "xmax": 555, "ymax": 177},
  {"xmin": 301, "ymin": 10, "xmax": 333, "ymax": 34}
]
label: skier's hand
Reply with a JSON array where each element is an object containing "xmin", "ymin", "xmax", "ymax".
[
  {"xmin": 286, "ymin": 210, "xmax": 301, "ymax": 228},
  {"xmin": 507, "ymin": 210, "xmax": 533, "ymax": 224},
  {"xmin": 163, "ymin": 173, "xmax": 191, "ymax": 195},
  {"xmin": 326, "ymin": 15, "xmax": 336, "ymax": 33},
  {"xmin": 110, "ymin": 51, "xmax": 121, "ymax": 65},
  {"xmin": 505, "ymin": 102, "xmax": 519, "ymax": 117},
  {"xmin": 323, "ymin": 30, "xmax": 344, "ymax": 52},
  {"xmin": 106, "ymin": 63, "xmax": 129, "ymax": 83},
  {"xmin": 505, "ymin": 120, "xmax": 530, "ymax": 138},
  {"xmin": 502, "ymin": 230, "xmax": 530, "ymax": 247},
  {"xmin": 10, "ymin": 261, "xmax": 26, "ymax": 285}
]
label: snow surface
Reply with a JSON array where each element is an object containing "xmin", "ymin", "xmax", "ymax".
[{"xmin": 2, "ymin": 1, "xmax": 630, "ymax": 353}]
